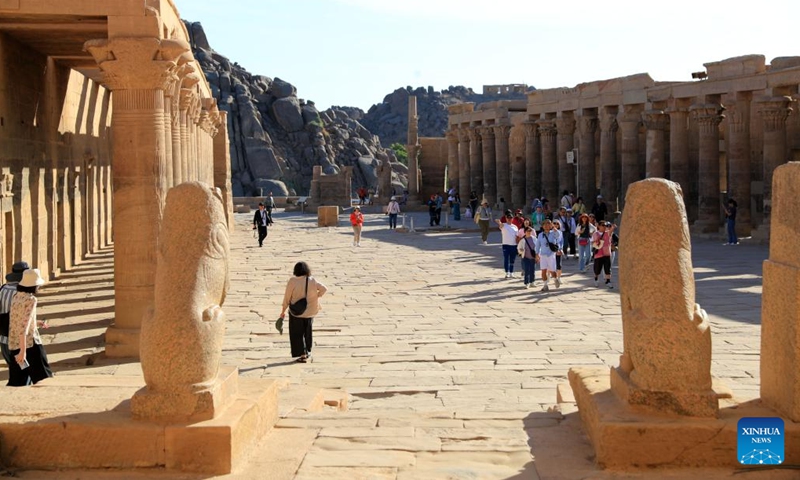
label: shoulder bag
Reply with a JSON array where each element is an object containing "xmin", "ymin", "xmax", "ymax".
[{"xmin": 288, "ymin": 277, "xmax": 309, "ymax": 316}]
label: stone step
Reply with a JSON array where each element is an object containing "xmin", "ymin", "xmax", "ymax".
[{"xmin": 279, "ymin": 384, "xmax": 349, "ymax": 418}]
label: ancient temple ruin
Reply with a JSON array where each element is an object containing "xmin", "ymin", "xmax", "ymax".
[
  {"xmin": 437, "ymin": 55, "xmax": 800, "ymax": 238},
  {"xmin": 0, "ymin": 0, "xmax": 234, "ymax": 358}
]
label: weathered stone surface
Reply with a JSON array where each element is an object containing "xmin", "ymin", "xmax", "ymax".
[
  {"xmin": 272, "ymin": 97, "xmax": 305, "ymax": 133},
  {"xmin": 270, "ymin": 77, "xmax": 297, "ymax": 99},
  {"xmin": 614, "ymin": 178, "xmax": 718, "ymax": 417},
  {"xmin": 133, "ymin": 182, "xmax": 231, "ymax": 421}
]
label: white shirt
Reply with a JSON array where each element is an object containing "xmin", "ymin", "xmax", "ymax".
[{"xmin": 499, "ymin": 223, "xmax": 519, "ymax": 245}]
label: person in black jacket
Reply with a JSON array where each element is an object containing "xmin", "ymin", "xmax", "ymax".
[{"xmin": 252, "ymin": 203, "xmax": 273, "ymax": 247}]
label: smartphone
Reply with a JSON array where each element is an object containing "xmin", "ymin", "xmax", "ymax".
[{"xmin": 19, "ymin": 359, "xmax": 29, "ymax": 370}]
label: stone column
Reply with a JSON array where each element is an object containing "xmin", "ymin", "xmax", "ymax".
[
  {"xmin": 457, "ymin": 127, "xmax": 471, "ymax": 201},
  {"xmin": 642, "ymin": 110, "xmax": 667, "ymax": 178},
  {"xmin": 162, "ymin": 77, "xmax": 177, "ymax": 190},
  {"xmin": 761, "ymin": 163, "xmax": 800, "ymax": 421},
  {"xmin": 668, "ymin": 107, "xmax": 690, "ymax": 203},
  {"xmin": 179, "ymin": 89, "xmax": 193, "ymax": 184},
  {"xmin": 599, "ymin": 110, "xmax": 619, "ymax": 203},
  {"xmin": 494, "ymin": 124, "xmax": 512, "ymax": 206},
  {"xmin": 478, "ymin": 126, "xmax": 494, "ymax": 203},
  {"xmin": 690, "ymin": 103, "xmax": 725, "ymax": 233},
  {"xmin": 577, "ymin": 114, "xmax": 597, "ymax": 200},
  {"xmin": 726, "ymin": 97, "xmax": 752, "ymax": 236},
  {"xmin": 446, "ymin": 129, "xmax": 459, "ymax": 192},
  {"xmin": 757, "ymin": 97, "xmax": 793, "ymax": 233},
  {"xmin": 213, "ymin": 111, "xmax": 235, "ymax": 232},
  {"xmin": 618, "ymin": 107, "xmax": 642, "ymax": 204},
  {"xmin": 511, "ymin": 130, "xmax": 526, "ymax": 210},
  {"xmin": 469, "ymin": 126, "xmax": 484, "ymax": 199},
  {"xmin": 555, "ymin": 115, "xmax": 576, "ymax": 196},
  {"xmin": 537, "ymin": 119, "xmax": 558, "ymax": 202},
  {"xmin": 406, "ymin": 95, "xmax": 420, "ymax": 202},
  {"xmin": 85, "ymin": 37, "xmax": 188, "ymax": 358},
  {"xmin": 523, "ymin": 122, "xmax": 540, "ymax": 204},
  {"xmin": 170, "ymin": 66, "xmax": 190, "ymax": 187}
]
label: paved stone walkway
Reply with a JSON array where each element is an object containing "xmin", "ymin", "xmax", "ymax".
[{"xmin": 9, "ymin": 208, "xmax": 786, "ymax": 479}]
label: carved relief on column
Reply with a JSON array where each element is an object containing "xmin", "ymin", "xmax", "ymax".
[
  {"xmin": 599, "ymin": 111, "xmax": 619, "ymax": 203},
  {"xmin": 555, "ymin": 115, "xmax": 576, "ymax": 196},
  {"xmin": 457, "ymin": 127, "xmax": 471, "ymax": 202},
  {"xmin": 84, "ymin": 36, "xmax": 189, "ymax": 357},
  {"xmin": 726, "ymin": 98, "xmax": 752, "ymax": 235},
  {"xmin": 536, "ymin": 119, "xmax": 558, "ymax": 202},
  {"xmin": 476, "ymin": 126, "xmax": 494, "ymax": 204},
  {"xmin": 642, "ymin": 110, "xmax": 667, "ymax": 179},
  {"xmin": 468, "ymin": 126, "xmax": 484, "ymax": 199},
  {"xmin": 523, "ymin": 121, "xmax": 540, "ymax": 202},
  {"xmin": 493, "ymin": 124, "xmax": 512, "ymax": 206},
  {"xmin": 445, "ymin": 129, "xmax": 459, "ymax": 192},
  {"xmin": 757, "ymin": 96, "xmax": 793, "ymax": 224},
  {"xmin": 577, "ymin": 115, "xmax": 597, "ymax": 199},
  {"xmin": 170, "ymin": 63, "xmax": 191, "ymax": 186},
  {"xmin": 690, "ymin": 103, "xmax": 725, "ymax": 232}
]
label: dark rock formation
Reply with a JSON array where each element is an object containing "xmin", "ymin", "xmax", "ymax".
[
  {"xmin": 184, "ymin": 21, "xmax": 404, "ymax": 197},
  {"xmin": 361, "ymin": 85, "xmax": 532, "ymax": 147}
]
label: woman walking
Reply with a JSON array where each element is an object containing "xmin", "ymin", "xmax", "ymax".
[
  {"xmin": 517, "ymin": 226, "xmax": 539, "ymax": 289},
  {"xmin": 452, "ymin": 193, "xmax": 461, "ymax": 221},
  {"xmin": 279, "ymin": 262, "xmax": 327, "ymax": 363},
  {"xmin": 477, "ymin": 200, "xmax": 493, "ymax": 245},
  {"xmin": 592, "ymin": 222, "xmax": 614, "ymax": 289},
  {"xmin": 8, "ymin": 268, "xmax": 52, "ymax": 386},
  {"xmin": 576, "ymin": 214, "xmax": 596, "ymax": 272},
  {"xmin": 350, "ymin": 206, "xmax": 364, "ymax": 246},
  {"xmin": 724, "ymin": 199, "xmax": 738, "ymax": 245},
  {"xmin": 386, "ymin": 196, "xmax": 401, "ymax": 230}
]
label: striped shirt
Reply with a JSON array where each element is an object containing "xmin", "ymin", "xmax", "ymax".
[{"xmin": 0, "ymin": 283, "xmax": 19, "ymax": 344}]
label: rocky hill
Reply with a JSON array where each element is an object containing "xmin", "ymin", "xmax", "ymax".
[
  {"xmin": 184, "ymin": 21, "xmax": 405, "ymax": 197},
  {"xmin": 360, "ymin": 86, "xmax": 531, "ymax": 148}
]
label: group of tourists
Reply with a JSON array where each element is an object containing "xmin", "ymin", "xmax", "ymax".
[{"xmin": 1, "ymin": 261, "xmax": 53, "ymax": 386}]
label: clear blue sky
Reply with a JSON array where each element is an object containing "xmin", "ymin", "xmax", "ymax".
[{"xmin": 177, "ymin": 0, "xmax": 800, "ymax": 112}]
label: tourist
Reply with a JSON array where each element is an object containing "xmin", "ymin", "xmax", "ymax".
[
  {"xmin": 517, "ymin": 218, "xmax": 533, "ymax": 242},
  {"xmin": 357, "ymin": 186, "xmax": 368, "ymax": 205},
  {"xmin": 468, "ymin": 191, "xmax": 479, "ymax": 216},
  {"xmin": 517, "ymin": 226, "xmax": 539, "ymax": 289},
  {"xmin": 496, "ymin": 213, "xmax": 519, "ymax": 278},
  {"xmin": 497, "ymin": 197, "xmax": 506, "ymax": 213},
  {"xmin": 252, "ymin": 202, "xmax": 272, "ymax": 248},
  {"xmin": 592, "ymin": 221, "xmax": 614, "ymax": 289},
  {"xmin": 552, "ymin": 219, "xmax": 565, "ymax": 287},
  {"xmin": 591, "ymin": 195, "xmax": 608, "ymax": 222},
  {"xmin": 537, "ymin": 219, "xmax": 560, "ymax": 292},
  {"xmin": 572, "ymin": 196, "xmax": 587, "ymax": 216},
  {"xmin": 427, "ymin": 194, "xmax": 438, "ymax": 227},
  {"xmin": 531, "ymin": 197, "xmax": 542, "ymax": 213},
  {"xmin": 725, "ymin": 199, "xmax": 739, "ymax": 245},
  {"xmin": 279, "ymin": 261, "xmax": 327, "ymax": 363},
  {"xmin": 555, "ymin": 208, "xmax": 569, "ymax": 255},
  {"xmin": 531, "ymin": 205, "xmax": 546, "ymax": 234},
  {"xmin": 0, "ymin": 261, "xmax": 29, "ymax": 376},
  {"xmin": 452, "ymin": 193, "xmax": 462, "ymax": 221},
  {"xmin": 401, "ymin": 190, "xmax": 409, "ymax": 206},
  {"xmin": 564, "ymin": 209, "xmax": 577, "ymax": 257},
  {"xmin": 499, "ymin": 209, "xmax": 512, "ymax": 224},
  {"xmin": 477, "ymin": 200, "xmax": 493, "ymax": 245},
  {"xmin": 447, "ymin": 187, "xmax": 456, "ymax": 208},
  {"xmin": 266, "ymin": 191, "xmax": 276, "ymax": 215},
  {"xmin": 435, "ymin": 192, "xmax": 443, "ymax": 225},
  {"xmin": 575, "ymin": 214, "xmax": 596, "ymax": 272},
  {"xmin": 511, "ymin": 209, "xmax": 525, "ymax": 229},
  {"xmin": 350, "ymin": 206, "xmax": 364, "ymax": 246},
  {"xmin": 609, "ymin": 222, "xmax": 620, "ymax": 267},
  {"xmin": 8, "ymin": 268, "xmax": 52, "ymax": 386},
  {"xmin": 386, "ymin": 196, "xmax": 401, "ymax": 230},
  {"xmin": 560, "ymin": 190, "xmax": 573, "ymax": 210}
]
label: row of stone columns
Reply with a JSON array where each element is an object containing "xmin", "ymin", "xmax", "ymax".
[
  {"xmin": 85, "ymin": 37, "xmax": 231, "ymax": 358},
  {"xmin": 452, "ymin": 95, "xmax": 796, "ymax": 228}
]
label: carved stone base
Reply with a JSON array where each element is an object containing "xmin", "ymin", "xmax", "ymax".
[
  {"xmin": 569, "ymin": 367, "xmax": 800, "ymax": 468},
  {"xmin": 610, "ymin": 366, "xmax": 729, "ymax": 418},
  {"xmin": 131, "ymin": 365, "xmax": 238, "ymax": 423},
  {"xmin": 0, "ymin": 373, "xmax": 278, "ymax": 475}
]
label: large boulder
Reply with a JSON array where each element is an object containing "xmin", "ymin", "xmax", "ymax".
[
  {"xmin": 272, "ymin": 97, "xmax": 305, "ymax": 132},
  {"xmin": 244, "ymin": 140, "xmax": 282, "ymax": 179},
  {"xmin": 253, "ymin": 179, "xmax": 289, "ymax": 197},
  {"xmin": 190, "ymin": 22, "xmax": 212, "ymax": 51},
  {"xmin": 357, "ymin": 156, "xmax": 379, "ymax": 186},
  {"xmin": 270, "ymin": 77, "xmax": 296, "ymax": 99}
]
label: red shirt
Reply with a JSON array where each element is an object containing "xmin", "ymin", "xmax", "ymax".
[
  {"xmin": 511, "ymin": 217, "xmax": 524, "ymax": 229},
  {"xmin": 350, "ymin": 211, "xmax": 364, "ymax": 226}
]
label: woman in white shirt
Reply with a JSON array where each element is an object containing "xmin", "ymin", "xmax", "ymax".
[{"xmin": 279, "ymin": 262, "xmax": 328, "ymax": 363}]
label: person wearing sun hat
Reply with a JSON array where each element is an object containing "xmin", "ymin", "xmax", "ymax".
[
  {"xmin": 8, "ymin": 268, "xmax": 53, "ymax": 386},
  {"xmin": 1, "ymin": 261, "xmax": 30, "ymax": 373}
]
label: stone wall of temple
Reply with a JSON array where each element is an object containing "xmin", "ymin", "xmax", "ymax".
[
  {"xmin": 418, "ymin": 137, "xmax": 448, "ymax": 200},
  {"xmin": 0, "ymin": 32, "xmax": 112, "ymax": 281},
  {"xmin": 446, "ymin": 55, "xmax": 800, "ymax": 239}
]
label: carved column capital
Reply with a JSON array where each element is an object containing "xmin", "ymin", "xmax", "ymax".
[
  {"xmin": 726, "ymin": 102, "xmax": 749, "ymax": 134},
  {"xmin": 536, "ymin": 119, "xmax": 557, "ymax": 140},
  {"xmin": 599, "ymin": 114, "xmax": 618, "ymax": 134},
  {"xmin": 457, "ymin": 127, "xmax": 471, "ymax": 142},
  {"xmin": 617, "ymin": 110, "xmax": 642, "ymax": 129},
  {"xmin": 757, "ymin": 97, "xmax": 794, "ymax": 132},
  {"xmin": 554, "ymin": 117, "xmax": 575, "ymax": 134},
  {"xmin": 522, "ymin": 121, "xmax": 539, "ymax": 138},
  {"xmin": 84, "ymin": 37, "xmax": 189, "ymax": 91},
  {"xmin": 691, "ymin": 104, "xmax": 725, "ymax": 133},
  {"xmin": 641, "ymin": 110, "xmax": 668, "ymax": 130},
  {"xmin": 578, "ymin": 116, "xmax": 597, "ymax": 135},
  {"xmin": 468, "ymin": 127, "xmax": 482, "ymax": 142},
  {"xmin": 446, "ymin": 129, "xmax": 459, "ymax": 144},
  {"xmin": 492, "ymin": 124, "xmax": 511, "ymax": 138}
]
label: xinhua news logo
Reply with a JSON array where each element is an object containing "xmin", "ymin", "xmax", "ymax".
[{"xmin": 737, "ymin": 417, "xmax": 784, "ymax": 465}]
